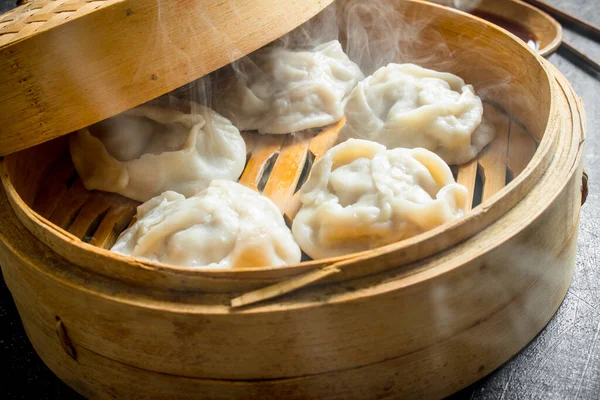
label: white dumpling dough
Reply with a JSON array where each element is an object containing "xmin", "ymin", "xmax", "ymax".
[
  {"xmin": 339, "ymin": 63, "xmax": 495, "ymax": 165},
  {"xmin": 70, "ymin": 103, "xmax": 246, "ymax": 202},
  {"xmin": 292, "ymin": 139, "xmax": 468, "ymax": 259},
  {"xmin": 111, "ymin": 181, "xmax": 301, "ymax": 269},
  {"xmin": 217, "ymin": 40, "xmax": 364, "ymax": 134}
]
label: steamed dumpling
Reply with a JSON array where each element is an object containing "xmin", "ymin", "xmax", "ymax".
[
  {"xmin": 112, "ymin": 181, "xmax": 301, "ymax": 269},
  {"xmin": 338, "ymin": 63, "xmax": 495, "ymax": 165},
  {"xmin": 216, "ymin": 40, "xmax": 364, "ymax": 134},
  {"xmin": 70, "ymin": 103, "xmax": 246, "ymax": 202},
  {"xmin": 292, "ymin": 139, "xmax": 468, "ymax": 259}
]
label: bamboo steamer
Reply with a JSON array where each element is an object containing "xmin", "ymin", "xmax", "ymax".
[
  {"xmin": 0, "ymin": 0, "xmax": 588, "ymax": 399},
  {"xmin": 432, "ymin": 0, "xmax": 563, "ymax": 56},
  {"xmin": 474, "ymin": 0, "xmax": 562, "ymax": 56}
]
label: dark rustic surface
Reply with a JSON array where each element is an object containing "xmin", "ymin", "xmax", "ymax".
[{"xmin": 0, "ymin": 0, "xmax": 598, "ymax": 399}]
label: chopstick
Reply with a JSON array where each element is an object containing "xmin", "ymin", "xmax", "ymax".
[
  {"xmin": 557, "ymin": 40, "xmax": 600, "ymax": 79},
  {"xmin": 522, "ymin": 0, "xmax": 600, "ymax": 42}
]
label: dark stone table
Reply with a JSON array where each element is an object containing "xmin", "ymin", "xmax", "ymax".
[{"xmin": 0, "ymin": 0, "xmax": 598, "ymax": 398}]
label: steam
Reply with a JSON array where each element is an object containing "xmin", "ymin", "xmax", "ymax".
[
  {"xmin": 426, "ymin": 0, "xmax": 482, "ymax": 12},
  {"xmin": 340, "ymin": 0, "xmax": 410, "ymax": 75},
  {"xmin": 151, "ymin": 0, "xmax": 531, "ymax": 135},
  {"xmin": 166, "ymin": 0, "xmax": 456, "ymax": 109}
]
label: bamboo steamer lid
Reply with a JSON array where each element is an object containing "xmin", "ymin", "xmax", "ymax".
[{"xmin": 0, "ymin": 0, "xmax": 333, "ymax": 156}]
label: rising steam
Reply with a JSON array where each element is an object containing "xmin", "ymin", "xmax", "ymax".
[
  {"xmin": 150, "ymin": 0, "xmax": 530, "ymax": 136},
  {"xmin": 166, "ymin": 0, "xmax": 457, "ymax": 109}
]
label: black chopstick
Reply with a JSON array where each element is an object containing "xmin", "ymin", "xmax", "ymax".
[
  {"xmin": 557, "ymin": 41, "xmax": 600, "ymax": 79},
  {"xmin": 522, "ymin": 0, "xmax": 600, "ymax": 43}
]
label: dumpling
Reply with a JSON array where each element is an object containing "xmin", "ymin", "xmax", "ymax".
[
  {"xmin": 216, "ymin": 40, "xmax": 364, "ymax": 134},
  {"xmin": 338, "ymin": 63, "xmax": 495, "ymax": 165},
  {"xmin": 292, "ymin": 139, "xmax": 468, "ymax": 259},
  {"xmin": 111, "ymin": 181, "xmax": 301, "ymax": 269},
  {"xmin": 70, "ymin": 103, "xmax": 246, "ymax": 202}
]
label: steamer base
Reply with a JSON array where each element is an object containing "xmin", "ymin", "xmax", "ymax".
[{"xmin": 0, "ymin": 66, "xmax": 586, "ymax": 399}]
